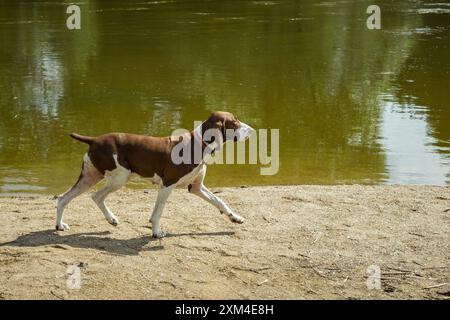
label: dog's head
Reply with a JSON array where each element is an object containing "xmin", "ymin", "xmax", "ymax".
[{"xmin": 200, "ymin": 111, "xmax": 254, "ymax": 148}]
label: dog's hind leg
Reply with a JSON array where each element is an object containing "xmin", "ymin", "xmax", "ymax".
[
  {"xmin": 56, "ymin": 154, "xmax": 103, "ymax": 231},
  {"xmin": 91, "ymin": 156, "xmax": 130, "ymax": 226}
]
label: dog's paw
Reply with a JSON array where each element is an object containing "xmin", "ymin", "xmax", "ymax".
[
  {"xmin": 152, "ymin": 230, "xmax": 167, "ymax": 239},
  {"xmin": 107, "ymin": 216, "xmax": 119, "ymax": 226},
  {"xmin": 56, "ymin": 222, "xmax": 70, "ymax": 231},
  {"xmin": 229, "ymin": 214, "xmax": 245, "ymax": 224}
]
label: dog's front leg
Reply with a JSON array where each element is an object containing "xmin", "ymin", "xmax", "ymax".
[
  {"xmin": 189, "ymin": 184, "xmax": 245, "ymax": 223},
  {"xmin": 149, "ymin": 185, "xmax": 174, "ymax": 238}
]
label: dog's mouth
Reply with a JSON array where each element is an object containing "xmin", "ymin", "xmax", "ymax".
[{"xmin": 236, "ymin": 122, "xmax": 255, "ymax": 141}]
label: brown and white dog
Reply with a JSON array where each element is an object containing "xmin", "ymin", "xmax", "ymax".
[{"xmin": 56, "ymin": 111, "xmax": 255, "ymax": 238}]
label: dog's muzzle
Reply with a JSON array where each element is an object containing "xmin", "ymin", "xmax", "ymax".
[{"xmin": 236, "ymin": 122, "xmax": 255, "ymax": 141}]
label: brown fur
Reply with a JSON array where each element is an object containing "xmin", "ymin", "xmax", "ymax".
[{"xmin": 71, "ymin": 111, "xmax": 241, "ymax": 187}]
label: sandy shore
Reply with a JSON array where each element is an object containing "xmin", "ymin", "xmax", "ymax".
[{"xmin": 0, "ymin": 185, "xmax": 449, "ymax": 300}]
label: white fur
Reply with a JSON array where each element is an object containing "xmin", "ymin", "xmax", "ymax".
[
  {"xmin": 91, "ymin": 154, "xmax": 130, "ymax": 226},
  {"xmin": 56, "ymin": 153, "xmax": 103, "ymax": 230},
  {"xmin": 175, "ymin": 163, "xmax": 206, "ymax": 188},
  {"xmin": 192, "ymin": 185, "xmax": 245, "ymax": 223},
  {"xmin": 148, "ymin": 163, "xmax": 206, "ymax": 238},
  {"xmin": 237, "ymin": 121, "xmax": 254, "ymax": 141},
  {"xmin": 149, "ymin": 185, "xmax": 174, "ymax": 238},
  {"xmin": 147, "ymin": 173, "xmax": 163, "ymax": 187}
]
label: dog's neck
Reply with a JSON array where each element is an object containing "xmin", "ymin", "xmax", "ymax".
[{"xmin": 192, "ymin": 122, "xmax": 220, "ymax": 159}]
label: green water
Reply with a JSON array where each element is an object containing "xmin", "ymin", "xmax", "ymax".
[{"xmin": 0, "ymin": 0, "xmax": 449, "ymax": 194}]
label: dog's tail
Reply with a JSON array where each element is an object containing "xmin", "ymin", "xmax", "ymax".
[{"xmin": 70, "ymin": 133, "xmax": 94, "ymax": 145}]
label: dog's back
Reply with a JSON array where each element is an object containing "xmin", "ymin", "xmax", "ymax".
[{"xmin": 71, "ymin": 132, "xmax": 171, "ymax": 178}]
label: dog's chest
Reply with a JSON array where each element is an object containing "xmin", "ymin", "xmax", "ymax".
[{"xmin": 175, "ymin": 163, "xmax": 206, "ymax": 187}]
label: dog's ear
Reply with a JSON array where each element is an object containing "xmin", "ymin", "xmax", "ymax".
[
  {"xmin": 221, "ymin": 119, "xmax": 227, "ymax": 141},
  {"xmin": 202, "ymin": 119, "xmax": 224, "ymax": 149},
  {"xmin": 216, "ymin": 120, "xmax": 224, "ymax": 131}
]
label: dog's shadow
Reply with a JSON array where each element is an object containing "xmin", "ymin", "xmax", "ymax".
[{"xmin": 0, "ymin": 229, "xmax": 235, "ymax": 256}]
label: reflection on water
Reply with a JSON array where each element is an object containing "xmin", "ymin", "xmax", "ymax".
[
  {"xmin": 381, "ymin": 101, "xmax": 449, "ymax": 185},
  {"xmin": 0, "ymin": 0, "xmax": 449, "ymax": 194}
]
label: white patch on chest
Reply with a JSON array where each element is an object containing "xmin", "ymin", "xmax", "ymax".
[
  {"xmin": 174, "ymin": 163, "xmax": 206, "ymax": 188},
  {"xmin": 143, "ymin": 164, "xmax": 204, "ymax": 188}
]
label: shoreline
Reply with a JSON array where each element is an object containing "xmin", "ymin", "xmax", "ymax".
[
  {"xmin": 0, "ymin": 185, "xmax": 449, "ymax": 299},
  {"xmin": 1, "ymin": 182, "xmax": 448, "ymax": 198}
]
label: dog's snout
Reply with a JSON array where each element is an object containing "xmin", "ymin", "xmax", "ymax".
[{"xmin": 237, "ymin": 122, "xmax": 255, "ymax": 141}]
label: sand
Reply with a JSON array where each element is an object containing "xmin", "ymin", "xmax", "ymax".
[{"xmin": 0, "ymin": 185, "xmax": 449, "ymax": 300}]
